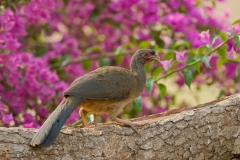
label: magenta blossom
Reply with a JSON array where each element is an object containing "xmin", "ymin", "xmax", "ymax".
[
  {"xmin": 226, "ymin": 47, "xmax": 236, "ymax": 59},
  {"xmin": 174, "ymin": 50, "xmax": 186, "ymax": 63},
  {"xmin": 227, "ymin": 25, "xmax": 240, "ymax": 36},
  {"xmin": 2, "ymin": 114, "xmax": 14, "ymax": 125},
  {"xmin": 160, "ymin": 60, "xmax": 172, "ymax": 71},
  {"xmin": 199, "ymin": 30, "xmax": 211, "ymax": 45},
  {"xmin": 154, "ymin": 107, "xmax": 167, "ymax": 114},
  {"xmin": 0, "ymin": 100, "xmax": 14, "ymax": 125}
]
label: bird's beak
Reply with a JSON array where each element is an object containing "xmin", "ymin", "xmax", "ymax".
[
  {"xmin": 150, "ymin": 55, "xmax": 160, "ymax": 61},
  {"xmin": 144, "ymin": 54, "xmax": 160, "ymax": 64}
]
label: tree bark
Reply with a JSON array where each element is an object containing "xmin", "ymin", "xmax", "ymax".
[{"xmin": 1, "ymin": 94, "xmax": 240, "ymax": 160}]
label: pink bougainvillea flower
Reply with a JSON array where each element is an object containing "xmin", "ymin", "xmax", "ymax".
[
  {"xmin": 226, "ymin": 47, "xmax": 236, "ymax": 59},
  {"xmin": 23, "ymin": 113, "xmax": 39, "ymax": 128},
  {"xmin": 2, "ymin": 114, "xmax": 14, "ymax": 125},
  {"xmin": 174, "ymin": 50, "xmax": 186, "ymax": 63},
  {"xmin": 225, "ymin": 64, "xmax": 238, "ymax": 78},
  {"xmin": 176, "ymin": 75, "xmax": 185, "ymax": 87},
  {"xmin": 154, "ymin": 107, "xmax": 167, "ymax": 114},
  {"xmin": 227, "ymin": 25, "xmax": 240, "ymax": 36},
  {"xmin": 38, "ymin": 107, "xmax": 50, "ymax": 118},
  {"xmin": 66, "ymin": 109, "xmax": 80, "ymax": 124},
  {"xmin": 160, "ymin": 60, "xmax": 172, "ymax": 71},
  {"xmin": 199, "ymin": 30, "xmax": 211, "ymax": 45},
  {"xmin": 0, "ymin": 100, "xmax": 14, "ymax": 125},
  {"xmin": 168, "ymin": 0, "xmax": 180, "ymax": 10}
]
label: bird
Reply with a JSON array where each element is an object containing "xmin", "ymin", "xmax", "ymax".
[{"xmin": 29, "ymin": 49, "xmax": 160, "ymax": 148}]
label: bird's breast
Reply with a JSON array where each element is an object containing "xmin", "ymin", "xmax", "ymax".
[{"xmin": 80, "ymin": 99, "xmax": 125, "ymax": 114}]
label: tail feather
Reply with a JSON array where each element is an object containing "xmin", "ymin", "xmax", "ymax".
[{"xmin": 29, "ymin": 96, "xmax": 83, "ymax": 148}]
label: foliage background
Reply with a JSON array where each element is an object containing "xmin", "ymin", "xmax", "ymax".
[{"xmin": 0, "ymin": 0, "xmax": 239, "ymax": 128}]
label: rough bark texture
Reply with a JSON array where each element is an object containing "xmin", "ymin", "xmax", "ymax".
[{"xmin": 2, "ymin": 94, "xmax": 240, "ymax": 160}]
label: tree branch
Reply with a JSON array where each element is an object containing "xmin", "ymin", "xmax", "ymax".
[{"xmin": 1, "ymin": 93, "xmax": 240, "ymax": 159}]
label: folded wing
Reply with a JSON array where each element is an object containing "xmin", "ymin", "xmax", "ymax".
[{"xmin": 64, "ymin": 66, "xmax": 137, "ymax": 100}]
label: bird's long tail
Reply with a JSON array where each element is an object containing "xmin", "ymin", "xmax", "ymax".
[{"xmin": 29, "ymin": 96, "xmax": 83, "ymax": 148}]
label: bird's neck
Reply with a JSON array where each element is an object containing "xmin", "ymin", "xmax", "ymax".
[{"xmin": 131, "ymin": 59, "xmax": 146, "ymax": 88}]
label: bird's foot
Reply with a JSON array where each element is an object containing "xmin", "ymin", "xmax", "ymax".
[
  {"xmin": 128, "ymin": 123, "xmax": 141, "ymax": 137},
  {"xmin": 113, "ymin": 118, "xmax": 141, "ymax": 136},
  {"xmin": 76, "ymin": 122, "xmax": 102, "ymax": 128},
  {"xmin": 70, "ymin": 122, "xmax": 97, "ymax": 128},
  {"xmin": 102, "ymin": 122, "xmax": 125, "ymax": 126},
  {"xmin": 88, "ymin": 122, "xmax": 101, "ymax": 128}
]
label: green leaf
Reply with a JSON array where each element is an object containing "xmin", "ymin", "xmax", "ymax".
[
  {"xmin": 232, "ymin": 19, "xmax": 240, "ymax": 25},
  {"xmin": 233, "ymin": 35, "xmax": 240, "ymax": 49},
  {"xmin": 139, "ymin": 41, "xmax": 151, "ymax": 49},
  {"xmin": 144, "ymin": 63, "xmax": 151, "ymax": 73},
  {"xmin": 216, "ymin": 58, "xmax": 224, "ymax": 70},
  {"xmin": 60, "ymin": 54, "xmax": 70, "ymax": 66},
  {"xmin": 146, "ymin": 78, "xmax": 154, "ymax": 94},
  {"xmin": 172, "ymin": 40, "xmax": 191, "ymax": 49},
  {"xmin": 197, "ymin": 46, "xmax": 208, "ymax": 56},
  {"xmin": 235, "ymin": 65, "xmax": 240, "ymax": 81},
  {"xmin": 217, "ymin": 90, "xmax": 225, "ymax": 99},
  {"xmin": 169, "ymin": 60, "xmax": 178, "ymax": 70},
  {"xmin": 84, "ymin": 46, "xmax": 100, "ymax": 54},
  {"xmin": 153, "ymin": 68, "xmax": 163, "ymax": 80},
  {"xmin": 194, "ymin": 62, "xmax": 201, "ymax": 73},
  {"xmin": 71, "ymin": 114, "xmax": 94, "ymax": 126},
  {"xmin": 99, "ymin": 57, "xmax": 110, "ymax": 67},
  {"xmin": 87, "ymin": 114, "xmax": 94, "ymax": 123},
  {"xmin": 219, "ymin": 32, "xmax": 227, "ymax": 42},
  {"xmin": 158, "ymin": 83, "xmax": 167, "ymax": 100},
  {"xmin": 71, "ymin": 119, "xmax": 83, "ymax": 126},
  {"xmin": 155, "ymin": 46, "xmax": 163, "ymax": 53},
  {"xmin": 218, "ymin": 46, "xmax": 227, "ymax": 61},
  {"xmin": 237, "ymin": 55, "xmax": 240, "ymax": 61},
  {"xmin": 186, "ymin": 55, "xmax": 195, "ymax": 64},
  {"xmin": 211, "ymin": 35, "xmax": 219, "ymax": 46},
  {"xmin": 56, "ymin": 68, "xmax": 68, "ymax": 79},
  {"xmin": 50, "ymin": 58, "xmax": 61, "ymax": 69},
  {"xmin": 122, "ymin": 43, "xmax": 134, "ymax": 49},
  {"xmin": 114, "ymin": 47, "xmax": 124, "ymax": 64},
  {"xmin": 82, "ymin": 59, "xmax": 91, "ymax": 70},
  {"xmin": 114, "ymin": 46, "xmax": 123, "ymax": 55},
  {"xmin": 89, "ymin": 9, "xmax": 99, "ymax": 21},
  {"xmin": 132, "ymin": 96, "xmax": 142, "ymax": 113},
  {"xmin": 164, "ymin": 52, "xmax": 174, "ymax": 60},
  {"xmin": 115, "ymin": 55, "xmax": 123, "ymax": 64},
  {"xmin": 182, "ymin": 69, "xmax": 193, "ymax": 89},
  {"xmin": 152, "ymin": 31, "xmax": 165, "ymax": 48},
  {"xmin": 200, "ymin": 54, "xmax": 211, "ymax": 68}
]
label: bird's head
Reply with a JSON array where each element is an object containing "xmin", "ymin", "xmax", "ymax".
[{"xmin": 132, "ymin": 49, "xmax": 160, "ymax": 65}]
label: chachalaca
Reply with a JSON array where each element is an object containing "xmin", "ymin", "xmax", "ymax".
[{"xmin": 29, "ymin": 49, "xmax": 159, "ymax": 148}]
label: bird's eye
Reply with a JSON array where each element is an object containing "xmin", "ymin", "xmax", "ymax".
[{"xmin": 144, "ymin": 53, "xmax": 149, "ymax": 56}]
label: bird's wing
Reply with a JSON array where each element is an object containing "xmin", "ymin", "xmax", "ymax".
[{"xmin": 64, "ymin": 66, "xmax": 137, "ymax": 100}]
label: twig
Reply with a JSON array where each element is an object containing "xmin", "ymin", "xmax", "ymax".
[
  {"xmin": 154, "ymin": 35, "xmax": 236, "ymax": 83},
  {"xmin": 66, "ymin": 50, "xmax": 133, "ymax": 65},
  {"xmin": 50, "ymin": 48, "xmax": 176, "ymax": 69}
]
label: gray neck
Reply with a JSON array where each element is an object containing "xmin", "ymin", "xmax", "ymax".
[{"xmin": 131, "ymin": 59, "xmax": 146, "ymax": 92}]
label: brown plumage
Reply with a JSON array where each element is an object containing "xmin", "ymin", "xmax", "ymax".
[{"xmin": 29, "ymin": 49, "xmax": 159, "ymax": 148}]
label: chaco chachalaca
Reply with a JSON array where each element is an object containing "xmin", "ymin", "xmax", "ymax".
[{"xmin": 29, "ymin": 49, "xmax": 159, "ymax": 148}]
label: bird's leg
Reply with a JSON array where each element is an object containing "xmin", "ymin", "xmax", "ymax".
[
  {"xmin": 108, "ymin": 111, "xmax": 140, "ymax": 136},
  {"xmin": 79, "ymin": 108, "xmax": 89, "ymax": 128}
]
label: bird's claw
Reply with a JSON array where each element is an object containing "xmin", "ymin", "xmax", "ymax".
[{"xmin": 129, "ymin": 125, "xmax": 141, "ymax": 137}]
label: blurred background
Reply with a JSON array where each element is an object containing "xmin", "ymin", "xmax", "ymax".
[
  {"xmin": 173, "ymin": 0, "xmax": 240, "ymax": 108},
  {"xmin": 1, "ymin": 0, "xmax": 240, "ymax": 128},
  {"xmin": 216, "ymin": 0, "xmax": 239, "ymax": 22}
]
